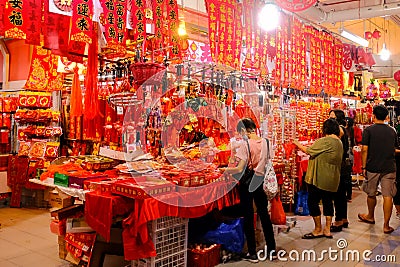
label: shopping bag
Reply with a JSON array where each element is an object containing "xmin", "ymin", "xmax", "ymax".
[
  {"xmin": 263, "ymin": 160, "xmax": 278, "ymax": 200},
  {"xmin": 203, "ymin": 218, "xmax": 245, "ymax": 253},
  {"xmin": 295, "ymin": 190, "xmax": 310, "ymax": 216},
  {"xmin": 270, "ymin": 196, "xmax": 286, "ymax": 225}
]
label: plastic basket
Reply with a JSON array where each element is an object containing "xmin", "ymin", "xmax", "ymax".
[
  {"xmin": 129, "ymin": 63, "xmax": 166, "ymax": 87},
  {"xmin": 132, "ymin": 217, "xmax": 188, "ymax": 267}
]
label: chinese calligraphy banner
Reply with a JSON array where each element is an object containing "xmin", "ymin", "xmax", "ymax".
[
  {"xmin": 167, "ymin": 0, "xmax": 180, "ymax": 58},
  {"xmin": 129, "ymin": 0, "xmax": 146, "ymax": 42},
  {"xmin": 4, "ymin": 0, "xmax": 27, "ymax": 39},
  {"xmin": 23, "ymin": 0, "xmax": 42, "ymax": 46},
  {"xmin": 70, "ymin": 0, "xmax": 93, "ymax": 44},
  {"xmin": 24, "ymin": 46, "xmax": 64, "ymax": 91}
]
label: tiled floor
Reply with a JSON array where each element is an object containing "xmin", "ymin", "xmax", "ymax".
[{"xmin": 1, "ymin": 188, "xmax": 400, "ymax": 267}]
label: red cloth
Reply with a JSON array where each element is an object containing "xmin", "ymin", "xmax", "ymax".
[
  {"xmin": 122, "ymin": 182, "xmax": 240, "ymax": 260},
  {"xmin": 353, "ymin": 149, "xmax": 362, "ymax": 174},
  {"xmin": 354, "ymin": 126, "xmax": 363, "ymax": 145},
  {"xmin": 296, "ymin": 156, "xmax": 309, "ymax": 187},
  {"xmin": 85, "ymin": 192, "xmax": 134, "ymax": 242}
]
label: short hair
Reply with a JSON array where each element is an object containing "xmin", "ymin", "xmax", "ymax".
[
  {"xmin": 322, "ymin": 118, "xmax": 340, "ymax": 136},
  {"xmin": 345, "ymin": 117, "xmax": 354, "ymax": 128},
  {"xmin": 329, "ymin": 109, "xmax": 346, "ymax": 127},
  {"xmin": 373, "ymin": 105, "xmax": 389, "ymax": 121},
  {"xmin": 237, "ymin": 118, "xmax": 257, "ymax": 132}
]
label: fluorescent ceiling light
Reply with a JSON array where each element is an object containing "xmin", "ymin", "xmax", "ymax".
[{"xmin": 340, "ymin": 29, "xmax": 369, "ymax": 47}]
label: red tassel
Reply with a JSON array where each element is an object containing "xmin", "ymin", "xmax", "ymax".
[
  {"xmin": 70, "ymin": 67, "xmax": 83, "ymax": 117},
  {"xmin": 84, "ymin": 24, "xmax": 99, "ymax": 119}
]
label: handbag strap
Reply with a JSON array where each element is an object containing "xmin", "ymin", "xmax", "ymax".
[
  {"xmin": 245, "ymin": 139, "xmax": 253, "ymax": 168},
  {"xmin": 265, "ymin": 138, "xmax": 271, "ymax": 161}
]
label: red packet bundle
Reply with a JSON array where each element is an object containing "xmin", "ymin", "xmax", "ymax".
[
  {"xmin": 2, "ymin": 113, "xmax": 11, "ymax": 128},
  {"xmin": 38, "ymin": 94, "xmax": 52, "ymax": 108},
  {"xmin": 18, "ymin": 141, "xmax": 32, "ymax": 156},
  {"xmin": 29, "ymin": 141, "xmax": 47, "ymax": 158},
  {"xmin": 3, "ymin": 97, "xmax": 18, "ymax": 112},
  {"xmin": 45, "ymin": 142, "xmax": 60, "ymax": 158}
]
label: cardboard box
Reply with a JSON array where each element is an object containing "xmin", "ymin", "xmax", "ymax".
[{"xmin": 48, "ymin": 190, "xmax": 73, "ymax": 209}]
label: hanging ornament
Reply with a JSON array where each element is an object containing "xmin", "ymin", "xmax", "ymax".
[
  {"xmin": 275, "ymin": 0, "xmax": 317, "ymax": 12},
  {"xmin": 372, "ymin": 29, "xmax": 381, "ymax": 39},
  {"xmin": 366, "ymin": 78, "xmax": 377, "ymax": 100},
  {"xmin": 393, "ymin": 70, "xmax": 400, "ymax": 86},
  {"xmin": 364, "ymin": 31, "xmax": 373, "ymax": 40}
]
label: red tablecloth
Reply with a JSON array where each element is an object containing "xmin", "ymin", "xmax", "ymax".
[{"xmin": 85, "ymin": 181, "xmax": 240, "ymax": 261}]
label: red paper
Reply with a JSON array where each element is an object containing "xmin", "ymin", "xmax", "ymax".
[{"xmin": 70, "ymin": 0, "xmax": 93, "ymax": 44}]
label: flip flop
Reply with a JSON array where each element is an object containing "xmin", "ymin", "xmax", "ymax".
[
  {"xmin": 324, "ymin": 234, "xmax": 333, "ymax": 239},
  {"xmin": 384, "ymin": 227, "xmax": 394, "ymax": 234},
  {"xmin": 302, "ymin": 233, "xmax": 324, "ymax": 239},
  {"xmin": 358, "ymin": 214, "xmax": 375, "ymax": 224}
]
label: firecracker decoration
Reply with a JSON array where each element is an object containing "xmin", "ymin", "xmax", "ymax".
[
  {"xmin": 70, "ymin": 0, "xmax": 93, "ymax": 44},
  {"xmin": 366, "ymin": 78, "xmax": 377, "ymax": 100},
  {"xmin": 24, "ymin": 46, "xmax": 64, "ymax": 92},
  {"xmin": 334, "ymin": 39, "xmax": 343, "ymax": 95},
  {"xmin": 379, "ymin": 80, "xmax": 391, "ymax": 99}
]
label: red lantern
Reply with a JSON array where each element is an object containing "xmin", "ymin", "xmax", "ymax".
[
  {"xmin": 372, "ymin": 29, "xmax": 381, "ymax": 39},
  {"xmin": 394, "ymin": 70, "xmax": 400, "ymax": 86},
  {"xmin": 364, "ymin": 31, "xmax": 373, "ymax": 40}
]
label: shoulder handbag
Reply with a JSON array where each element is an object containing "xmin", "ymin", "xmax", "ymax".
[{"xmin": 263, "ymin": 138, "xmax": 279, "ymax": 201}]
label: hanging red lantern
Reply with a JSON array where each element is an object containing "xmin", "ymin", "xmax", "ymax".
[
  {"xmin": 394, "ymin": 70, "xmax": 400, "ymax": 85},
  {"xmin": 372, "ymin": 29, "xmax": 381, "ymax": 39},
  {"xmin": 364, "ymin": 31, "xmax": 373, "ymax": 40}
]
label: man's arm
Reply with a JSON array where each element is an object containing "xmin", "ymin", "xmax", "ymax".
[{"xmin": 361, "ymin": 145, "xmax": 368, "ymax": 176}]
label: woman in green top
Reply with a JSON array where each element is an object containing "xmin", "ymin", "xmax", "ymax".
[{"xmin": 294, "ymin": 118, "xmax": 343, "ymax": 239}]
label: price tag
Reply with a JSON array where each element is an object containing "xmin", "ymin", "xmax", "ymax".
[{"xmin": 117, "ymin": 106, "xmax": 124, "ymax": 115}]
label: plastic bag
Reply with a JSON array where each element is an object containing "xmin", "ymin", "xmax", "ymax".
[
  {"xmin": 203, "ymin": 218, "xmax": 244, "ymax": 253},
  {"xmin": 295, "ymin": 190, "xmax": 310, "ymax": 216},
  {"xmin": 270, "ymin": 196, "xmax": 286, "ymax": 225}
]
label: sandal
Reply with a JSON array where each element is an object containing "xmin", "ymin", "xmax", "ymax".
[
  {"xmin": 384, "ymin": 227, "xmax": 394, "ymax": 234},
  {"xmin": 324, "ymin": 234, "xmax": 333, "ymax": 239},
  {"xmin": 302, "ymin": 233, "xmax": 324, "ymax": 239},
  {"xmin": 330, "ymin": 224, "xmax": 343, "ymax": 232},
  {"xmin": 358, "ymin": 214, "xmax": 375, "ymax": 224}
]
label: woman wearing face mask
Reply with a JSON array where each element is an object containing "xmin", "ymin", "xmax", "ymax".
[
  {"xmin": 224, "ymin": 118, "xmax": 276, "ymax": 263},
  {"xmin": 329, "ymin": 109, "xmax": 351, "ymax": 232}
]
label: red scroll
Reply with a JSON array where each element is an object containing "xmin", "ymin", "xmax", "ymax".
[
  {"xmin": 70, "ymin": 0, "xmax": 94, "ymax": 44},
  {"xmin": 167, "ymin": 0, "xmax": 180, "ymax": 58},
  {"xmin": 130, "ymin": 0, "xmax": 147, "ymax": 42},
  {"xmin": 24, "ymin": 46, "xmax": 64, "ymax": 92},
  {"xmin": 4, "ymin": 0, "xmax": 27, "ymax": 39},
  {"xmin": 100, "ymin": 0, "xmax": 127, "ymax": 56}
]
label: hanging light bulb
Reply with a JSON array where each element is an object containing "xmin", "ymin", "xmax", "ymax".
[
  {"xmin": 258, "ymin": 3, "xmax": 280, "ymax": 32},
  {"xmin": 178, "ymin": 20, "xmax": 187, "ymax": 36},
  {"xmin": 380, "ymin": 43, "xmax": 391, "ymax": 61}
]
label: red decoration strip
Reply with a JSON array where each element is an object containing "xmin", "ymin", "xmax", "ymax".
[
  {"xmin": 274, "ymin": 23, "xmax": 283, "ymax": 87},
  {"xmin": 243, "ymin": 0, "xmax": 252, "ymax": 68},
  {"xmin": 260, "ymin": 31, "xmax": 268, "ymax": 76},
  {"xmin": 43, "ymin": 0, "xmax": 70, "ymax": 55},
  {"xmin": 282, "ymin": 14, "xmax": 289, "ymax": 88},
  {"xmin": 153, "ymin": 0, "xmax": 165, "ymax": 54},
  {"xmin": 233, "ymin": 2, "xmax": 242, "ymax": 69},
  {"xmin": 130, "ymin": 0, "xmax": 147, "ymax": 42},
  {"xmin": 335, "ymin": 39, "xmax": 344, "ymax": 96},
  {"xmin": 24, "ymin": 46, "xmax": 64, "ymax": 92},
  {"xmin": 100, "ymin": 0, "xmax": 127, "ymax": 56},
  {"xmin": 167, "ymin": 0, "xmax": 180, "ymax": 58},
  {"xmin": 71, "ymin": 0, "xmax": 93, "ymax": 44},
  {"xmin": 217, "ymin": 0, "xmax": 228, "ymax": 65},
  {"xmin": 291, "ymin": 16, "xmax": 298, "ymax": 90},
  {"xmin": 0, "ymin": 0, "xmax": 5, "ymax": 36},
  {"xmin": 4, "ymin": 0, "xmax": 27, "ymax": 39},
  {"xmin": 224, "ymin": 0, "xmax": 234, "ymax": 68},
  {"xmin": 299, "ymin": 25, "xmax": 306, "ymax": 90},
  {"xmin": 206, "ymin": 0, "xmax": 218, "ymax": 63},
  {"xmin": 314, "ymin": 29, "xmax": 322, "ymax": 94},
  {"xmin": 23, "ymin": 0, "xmax": 42, "ymax": 46}
]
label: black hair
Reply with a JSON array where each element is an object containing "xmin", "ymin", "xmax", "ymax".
[
  {"xmin": 237, "ymin": 118, "xmax": 257, "ymax": 132},
  {"xmin": 373, "ymin": 105, "xmax": 389, "ymax": 121},
  {"xmin": 329, "ymin": 109, "xmax": 346, "ymax": 127},
  {"xmin": 322, "ymin": 118, "xmax": 340, "ymax": 136}
]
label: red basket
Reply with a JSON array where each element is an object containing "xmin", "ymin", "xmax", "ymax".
[
  {"xmin": 129, "ymin": 62, "xmax": 166, "ymax": 86},
  {"xmin": 187, "ymin": 244, "xmax": 221, "ymax": 267}
]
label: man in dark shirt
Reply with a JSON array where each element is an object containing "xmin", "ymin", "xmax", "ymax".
[{"xmin": 358, "ymin": 105, "xmax": 398, "ymax": 234}]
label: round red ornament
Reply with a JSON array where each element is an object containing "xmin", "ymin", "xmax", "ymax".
[
  {"xmin": 364, "ymin": 31, "xmax": 373, "ymax": 40},
  {"xmin": 372, "ymin": 29, "xmax": 381, "ymax": 39},
  {"xmin": 275, "ymin": 0, "xmax": 317, "ymax": 12},
  {"xmin": 394, "ymin": 70, "xmax": 400, "ymax": 85}
]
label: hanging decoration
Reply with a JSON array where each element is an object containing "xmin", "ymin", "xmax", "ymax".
[
  {"xmin": 334, "ymin": 39, "xmax": 344, "ymax": 95},
  {"xmin": 233, "ymin": 3, "xmax": 242, "ymax": 69},
  {"xmin": 242, "ymin": 0, "xmax": 253, "ymax": 68},
  {"xmin": 394, "ymin": 70, "xmax": 400, "ymax": 86},
  {"xmin": 281, "ymin": 14, "xmax": 289, "ymax": 88},
  {"xmin": 4, "ymin": 0, "xmax": 26, "ymax": 39},
  {"xmin": 100, "ymin": 0, "xmax": 127, "ymax": 56},
  {"xmin": 307, "ymin": 26, "xmax": 322, "ymax": 94},
  {"xmin": 274, "ymin": 21, "xmax": 283, "ymax": 87},
  {"xmin": 24, "ymin": 0, "xmax": 42, "ymax": 45},
  {"xmin": 43, "ymin": 0, "xmax": 70, "ymax": 55},
  {"xmin": 70, "ymin": 0, "xmax": 94, "ymax": 44},
  {"xmin": 0, "ymin": 1, "xmax": 5, "ymax": 36},
  {"xmin": 166, "ymin": 0, "xmax": 180, "ymax": 58},
  {"xmin": 70, "ymin": 67, "xmax": 83, "ymax": 117},
  {"xmin": 24, "ymin": 46, "xmax": 64, "ymax": 92},
  {"xmin": 130, "ymin": 0, "xmax": 147, "ymax": 42},
  {"xmin": 275, "ymin": 0, "xmax": 317, "ymax": 12},
  {"xmin": 153, "ymin": 0, "xmax": 165, "ymax": 54},
  {"xmin": 322, "ymin": 32, "xmax": 333, "ymax": 95}
]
